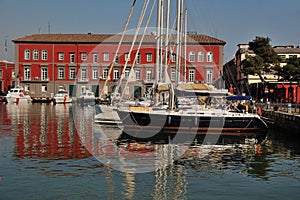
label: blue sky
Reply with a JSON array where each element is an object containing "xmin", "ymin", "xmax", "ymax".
[{"xmin": 1, "ymin": 0, "xmax": 300, "ymax": 62}]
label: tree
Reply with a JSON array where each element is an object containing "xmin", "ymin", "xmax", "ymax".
[
  {"xmin": 274, "ymin": 57, "xmax": 300, "ymax": 81},
  {"xmin": 241, "ymin": 36, "xmax": 281, "ymax": 76}
]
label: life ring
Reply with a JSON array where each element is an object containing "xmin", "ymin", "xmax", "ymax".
[{"xmin": 19, "ymin": 93, "xmax": 24, "ymax": 97}]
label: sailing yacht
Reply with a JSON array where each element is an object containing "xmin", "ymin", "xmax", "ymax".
[{"xmin": 116, "ymin": 0, "xmax": 268, "ymax": 144}]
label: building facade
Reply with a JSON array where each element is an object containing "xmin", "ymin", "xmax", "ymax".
[
  {"xmin": 13, "ymin": 33, "xmax": 225, "ymax": 99},
  {"xmin": 0, "ymin": 60, "xmax": 15, "ymax": 94},
  {"xmin": 223, "ymin": 44, "xmax": 300, "ymax": 103}
]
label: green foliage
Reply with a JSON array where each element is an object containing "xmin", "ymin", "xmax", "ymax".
[
  {"xmin": 275, "ymin": 57, "xmax": 300, "ymax": 81},
  {"xmin": 241, "ymin": 36, "xmax": 281, "ymax": 76}
]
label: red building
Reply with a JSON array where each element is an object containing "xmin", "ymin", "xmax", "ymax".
[
  {"xmin": 0, "ymin": 60, "xmax": 15, "ymax": 94},
  {"xmin": 12, "ymin": 33, "xmax": 225, "ymax": 99}
]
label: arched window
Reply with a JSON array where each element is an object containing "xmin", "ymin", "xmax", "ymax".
[
  {"xmin": 207, "ymin": 51, "xmax": 213, "ymax": 62},
  {"xmin": 33, "ymin": 49, "xmax": 39, "ymax": 60},
  {"xmin": 24, "ymin": 49, "xmax": 30, "ymax": 60},
  {"xmin": 42, "ymin": 50, "xmax": 48, "ymax": 60},
  {"xmin": 198, "ymin": 51, "xmax": 204, "ymax": 62},
  {"xmin": 189, "ymin": 51, "xmax": 195, "ymax": 62}
]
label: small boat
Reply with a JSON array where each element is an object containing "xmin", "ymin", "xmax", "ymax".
[
  {"xmin": 77, "ymin": 90, "xmax": 96, "ymax": 104},
  {"xmin": 52, "ymin": 88, "xmax": 72, "ymax": 104},
  {"xmin": 4, "ymin": 85, "xmax": 31, "ymax": 103}
]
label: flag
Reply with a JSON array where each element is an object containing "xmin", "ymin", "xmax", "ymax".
[{"xmin": 5, "ymin": 39, "xmax": 7, "ymax": 52}]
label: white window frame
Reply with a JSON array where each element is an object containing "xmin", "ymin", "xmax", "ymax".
[
  {"xmin": 113, "ymin": 69, "xmax": 120, "ymax": 80},
  {"xmin": 135, "ymin": 69, "xmax": 141, "ymax": 80},
  {"xmin": 41, "ymin": 67, "xmax": 48, "ymax": 81},
  {"xmin": 188, "ymin": 69, "xmax": 195, "ymax": 82},
  {"xmin": 206, "ymin": 68, "xmax": 213, "ymax": 84},
  {"xmin": 125, "ymin": 53, "xmax": 130, "ymax": 61},
  {"xmin": 81, "ymin": 52, "xmax": 87, "ymax": 61},
  {"xmin": 24, "ymin": 67, "xmax": 31, "ymax": 80},
  {"xmin": 171, "ymin": 68, "xmax": 176, "ymax": 81},
  {"xmin": 207, "ymin": 51, "xmax": 213, "ymax": 62},
  {"xmin": 103, "ymin": 68, "xmax": 109, "ymax": 79},
  {"xmin": 124, "ymin": 70, "xmax": 130, "ymax": 79},
  {"xmin": 114, "ymin": 53, "xmax": 119, "ymax": 64},
  {"xmin": 58, "ymin": 68, "xmax": 65, "ymax": 79},
  {"xmin": 42, "ymin": 50, "xmax": 48, "ymax": 60},
  {"xmin": 171, "ymin": 54, "xmax": 176, "ymax": 62},
  {"xmin": 24, "ymin": 49, "xmax": 30, "ymax": 60},
  {"xmin": 198, "ymin": 51, "xmax": 204, "ymax": 62},
  {"xmin": 69, "ymin": 68, "xmax": 76, "ymax": 79},
  {"xmin": 92, "ymin": 53, "xmax": 98, "ymax": 63},
  {"xmin": 41, "ymin": 84, "xmax": 47, "ymax": 92},
  {"xmin": 146, "ymin": 69, "xmax": 152, "ymax": 81},
  {"xmin": 189, "ymin": 51, "xmax": 195, "ymax": 62},
  {"xmin": 146, "ymin": 53, "xmax": 152, "ymax": 62},
  {"xmin": 33, "ymin": 49, "xmax": 39, "ymax": 60},
  {"xmin": 58, "ymin": 52, "xmax": 64, "ymax": 61},
  {"xmin": 92, "ymin": 68, "xmax": 98, "ymax": 80},
  {"xmin": 70, "ymin": 53, "xmax": 75, "ymax": 63},
  {"xmin": 135, "ymin": 53, "xmax": 141, "ymax": 64},
  {"xmin": 80, "ymin": 68, "xmax": 87, "ymax": 81},
  {"xmin": 103, "ymin": 52, "xmax": 109, "ymax": 62}
]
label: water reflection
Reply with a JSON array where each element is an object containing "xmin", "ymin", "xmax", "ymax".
[
  {"xmin": 0, "ymin": 103, "xmax": 299, "ymax": 199},
  {"xmin": 4, "ymin": 103, "xmax": 92, "ymax": 159}
]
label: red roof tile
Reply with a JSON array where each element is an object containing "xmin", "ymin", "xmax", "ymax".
[{"xmin": 13, "ymin": 33, "xmax": 226, "ymax": 45}]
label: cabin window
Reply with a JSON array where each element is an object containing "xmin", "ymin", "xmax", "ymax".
[{"xmin": 171, "ymin": 68, "xmax": 176, "ymax": 81}]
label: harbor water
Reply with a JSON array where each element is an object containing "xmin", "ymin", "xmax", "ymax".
[{"xmin": 0, "ymin": 103, "xmax": 300, "ymax": 200}]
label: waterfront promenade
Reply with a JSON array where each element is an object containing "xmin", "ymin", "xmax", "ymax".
[{"xmin": 260, "ymin": 102, "xmax": 300, "ymax": 134}]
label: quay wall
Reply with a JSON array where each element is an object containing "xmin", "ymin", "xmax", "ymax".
[{"xmin": 262, "ymin": 108, "xmax": 300, "ymax": 135}]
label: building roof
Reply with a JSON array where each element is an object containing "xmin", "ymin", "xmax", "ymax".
[{"xmin": 12, "ymin": 33, "xmax": 226, "ymax": 45}]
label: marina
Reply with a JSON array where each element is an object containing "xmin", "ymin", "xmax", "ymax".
[{"xmin": 0, "ymin": 103, "xmax": 299, "ymax": 199}]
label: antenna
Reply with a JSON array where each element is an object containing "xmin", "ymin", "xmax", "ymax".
[{"xmin": 48, "ymin": 21, "xmax": 51, "ymax": 34}]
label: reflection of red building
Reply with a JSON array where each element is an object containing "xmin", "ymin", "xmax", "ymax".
[
  {"xmin": 0, "ymin": 60, "xmax": 15, "ymax": 93},
  {"xmin": 14, "ymin": 105, "xmax": 92, "ymax": 159}
]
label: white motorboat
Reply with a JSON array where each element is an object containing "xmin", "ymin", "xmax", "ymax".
[
  {"xmin": 52, "ymin": 88, "xmax": 72, "ymax": 104},
  {"xmin": 5, "ymin": 85, "xmax": 31, "ymax": 103}
]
